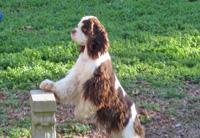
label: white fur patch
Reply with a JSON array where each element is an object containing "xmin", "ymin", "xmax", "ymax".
[
  {"xmin": 111, "ymin": 103, "xmax": 140, "ymax": 138},
  {"xmin": 78, "ymin": 15, "xmax": 97, "ymax": 28},
  {"xmin": 121, "ymin": 103, "xmax": 141, "ymax": 138},
  {"xmin": 115, "ymin": 75, "xmax": 127, "ymax": 96},
  {"xmin": 71, "ymin": 27, "xmax": 87, "ymax": 45}
]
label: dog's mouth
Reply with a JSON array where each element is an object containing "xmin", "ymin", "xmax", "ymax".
[{"xmin": 71, "ymin": 34, "xmax": 86, "ymax": 46}]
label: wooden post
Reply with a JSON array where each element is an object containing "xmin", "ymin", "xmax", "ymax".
[{"xmin": 30, "ymin": 90, "xmax": 56, "ymax": 138}]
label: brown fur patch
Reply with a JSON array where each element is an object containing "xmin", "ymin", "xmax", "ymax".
[
  {"xmin": 117, "ymin": 87, "xmax": 133, "ymax": 127},
  {"xmin": 95, "ymin": 87, "xmax": 134, "ymax": 133},
  {"xmin": 83, "ymin": 60, "xmax": 136, "ymax": 133},
  {"xmin": 83, "ymin": 60, "xmax": 115, "ymax": 109},
  {"xmin": 79, "ymin": 46, "xmax": 85, "ymax": 53},
  {"xmin": 82, "ymin": 18, "xmax": 109, "ymax": 60}
]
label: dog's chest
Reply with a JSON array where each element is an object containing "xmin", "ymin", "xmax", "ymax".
[
  {"xmin": 73, "ymin": 56, "xmax": 97, "ymax": 83},
  {"xmin": 72, "ymin": 52, "xmax": 111, "ymax": 85}
]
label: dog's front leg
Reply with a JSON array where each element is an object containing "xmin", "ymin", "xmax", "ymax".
[
  {"xmin": 39, "ymin": 79, "xmax": 55, "ymax": 92},
  {"xmin": 40, "ymin": 72, "xmax": 78, "ymax": 103}
]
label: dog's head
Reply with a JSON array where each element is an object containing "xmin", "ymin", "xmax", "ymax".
[{"xmin": 71, "ymin": 16, "xmax": 109, "ymax": 59}]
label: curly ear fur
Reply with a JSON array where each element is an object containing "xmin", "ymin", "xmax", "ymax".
[{"xmin": 87, "ymin": 18, "xmax": 109, "ymax": 60}]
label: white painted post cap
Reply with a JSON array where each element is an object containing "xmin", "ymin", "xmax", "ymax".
[{"xmin": 30, "ymin": 90, "xmax": 56, "ymax": 112}]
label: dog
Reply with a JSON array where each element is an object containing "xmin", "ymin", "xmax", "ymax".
[{"xmin": 40, "ymin": 16, "xmax": 147, "ymax": 138}]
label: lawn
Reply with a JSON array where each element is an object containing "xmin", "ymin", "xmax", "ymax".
[{"xmin": 0, "ymin": 0, "xmax": 200, "ymax": 137}]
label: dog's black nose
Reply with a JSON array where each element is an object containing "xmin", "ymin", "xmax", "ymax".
[{"xmin": 72, "ymin": 29, "xmax": 76, "ymax": 34}]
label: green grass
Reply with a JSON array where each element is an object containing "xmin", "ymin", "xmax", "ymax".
[
  {"xmin": 136, "ymin": 102, "xmax": 160, "ymax": 111},
  {"xmin": 189, "ymin": 95, "xmax": 200, "ymax": 103},
  {"xmin": 0, "ymin": 127, "xmax": 31, "ymax": 138},
  {"xmin": 0, "ymin": 0, "xmax": 200, "ymax": 90},
  {"xmin": 0, "ymin": 0, "xmax": 200, "ymax": 137},
  {"xmin": 57, "ymin": 119, "xmax": 91, "ymax": 137}
]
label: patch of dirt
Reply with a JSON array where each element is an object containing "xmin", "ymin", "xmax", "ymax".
[
  {"xmin": 0, "ymin": 91, "xmax": 31, "ymax": 128},
  {"xmin": 0, "ymin": 82, "xmax": 199, "ymax": 138},
  {"xmin": 55, "ymin": 103, "xmax": 109, "ymax": 138},
  {"xmin": 133, "ymin": 81, "xmax": 200, "ymax": 138}
]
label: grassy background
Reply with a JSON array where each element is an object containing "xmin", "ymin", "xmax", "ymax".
[{"xmin": 0, "ymin": 0, "xmax": 200, "ymax": 137}]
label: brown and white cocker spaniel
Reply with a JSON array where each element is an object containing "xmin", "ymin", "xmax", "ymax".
[{"xmin": 40, "ymin": 16, "xmax": 147, "ymax": 138}]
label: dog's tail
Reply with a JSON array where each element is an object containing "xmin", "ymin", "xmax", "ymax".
[
  {"xmin": 136, "ymin": 106, "xmax": 148, "ymax": 116},
  {"xmin": 134, "ymin": 106, "xmax": 148, "ymax": 138},
  {"xmin": 134, "ymin": 115, "xmax": 145, "ymax": 138}
]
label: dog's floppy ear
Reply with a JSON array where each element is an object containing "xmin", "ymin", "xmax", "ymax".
[{"xmin": 87, "ymin": 18, "xmax": 109, "ymax": 59}]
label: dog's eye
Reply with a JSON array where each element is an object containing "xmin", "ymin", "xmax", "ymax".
[{"xmin": 82, "ymin": 27, "xmax": 87, "ymax": 33}]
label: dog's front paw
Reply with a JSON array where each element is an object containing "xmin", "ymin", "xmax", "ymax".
[{"xmin": 39, "ymin": 79, "xmax": 54, "ymax": 92}]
